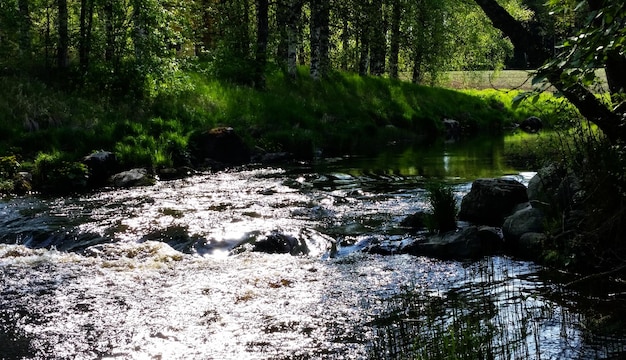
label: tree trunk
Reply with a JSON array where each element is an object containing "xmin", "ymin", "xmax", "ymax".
[
  {"xmin": 310, "ymin": 0, "xmax": 321, "ymax": 80},
  {"xmin": 79, "ymin": 0, "xmax": 94, "ymax": 69},
  {"xmin": 132, "ymin": 0, "xmax": 146, "ymax": 62},
  {"xmin": 388, "ymin": 0, "xmax": 401, "ymax": 79},
  {"xmin": 472, "ymin": 0, "xmax": 548, "ymax": 68},
  {"xmin": 309, "ymin": 0, "xmax": 329, "ymax": 80},
  {"xmin": 57, "ymin": 0, "xmax": 69, "ymax": 69},
  {"xmin": 286, "ymin": 0, "xmax": 303, "ymax": 79},
  {"xmin": 104, "ymin": 0, "xmax": 115, "ymax": 62},
  {"xmin": 199, "ymin": 0, "xmax": 215, "ymax": 53},
  {"xmin": 411, "ymin": 51, "xmax": 422, "ymax": 84},
  {"xmin": 474, "ymin": 0, "xmax": 626, "ymax": 141},
  {"xmin": 318, "ymin": 0, "xmax": 330, "ymax": 77},
  {"xmin": 340, "ymin": 17, "xmax": 350, "ymax": 71},
  {"xmin": 358, "ymin": 2, "xmax": 370, "ymax": 76},
  {"xmin": 276, "ymin": 0, "xmax": 289, "ymax": 64},
  {"xmin": 605, "ymin": 52, "xmax": 626, "ymax": 96},
  {"xmin": 254, "ymin": 0, "xmax": 269, "ymax": 88},
  {"xmin": 369, "ymin": 0, "xmax": 386, "ymax": 76},
  {"xmin": 586, "ymin": 0, "xmax": 626, "ymax": 96},
  {"xmin": 17, "ymin": 0, "xmax": 31, "ymax": 58}
]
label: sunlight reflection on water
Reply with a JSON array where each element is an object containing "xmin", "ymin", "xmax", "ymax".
[{"xmin": 0, "ymin": 149, "xmax": 624, "ymax": 359}]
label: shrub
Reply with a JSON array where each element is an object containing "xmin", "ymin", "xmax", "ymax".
[{"xmin": 33, "ymin": 152, "xmax": 88, "ymax": 194}]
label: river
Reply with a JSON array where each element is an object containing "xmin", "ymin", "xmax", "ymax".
[{"xmin": 1, "ymin": 138, "xmax": 626, "ymax": 359}]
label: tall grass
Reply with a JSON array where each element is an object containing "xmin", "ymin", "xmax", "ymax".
[{"xmin": 425, "ymin": 183, "xmax": 458, "ymax": 233}]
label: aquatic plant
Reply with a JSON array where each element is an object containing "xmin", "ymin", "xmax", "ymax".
[{"xmin": 425, "ymin": 182, "xmax": 457, "ymax": 233}]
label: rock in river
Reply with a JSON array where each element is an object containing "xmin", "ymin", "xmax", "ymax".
[{"xmin": 459, "ymin": 178, "xmax": 528, "ymax": 226}]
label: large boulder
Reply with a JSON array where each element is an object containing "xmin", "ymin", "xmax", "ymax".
[
  {"xmin": 83, "ymin": 151, "xmax": 118, "ymax": 187},
  {"xmin": 528, "ymin": 164, "xmax": 582, "ymax": 212},
  {"xmin": 188, "ymin": 127, "xmax": 251, "ymax": 167},
  {"xmin": 502, "ymin": 204, "xmax": 545, "ymax": 244},
  {"xmin": 459, "ymin": 178, "xmax": 529, "ymax": 226},
  {"xmin": 516, "ymin": 232, "xmax": 547, "ymax": 259}
]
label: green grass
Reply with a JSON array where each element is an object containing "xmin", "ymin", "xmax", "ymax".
[{"xmin": 0, "ymin": 66, "xmax": 575, "ymax": 175}]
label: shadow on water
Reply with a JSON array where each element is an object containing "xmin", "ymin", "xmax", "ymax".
[{"xmin": 367, "ymin": 258, "xmax": 626, "ymax": 360}]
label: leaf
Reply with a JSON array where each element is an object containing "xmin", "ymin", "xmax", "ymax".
[
  {"xmin": 531, "ymin": 74, "xmax": 547, "ymax": 86},
  {"xmin": 574, "ymin": 1, "xmax": 586, "ymax": 11},
  {"xmin": 531, "ymin": 94, "xmax": 540, "ymax": 104}
]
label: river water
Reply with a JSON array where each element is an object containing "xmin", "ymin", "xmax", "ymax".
[{"xmin": 1, "ymin": 139, "xmax": 626, "ymax": 359}]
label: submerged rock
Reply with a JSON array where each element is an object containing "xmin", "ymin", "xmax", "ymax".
[
  {"xmin": 459, "ymin": 178, "xmax": 528, "ymax": 226},
  {"xmin": 399, "ymin": 211, "xmax": 428, "ymax": 230},
  {"xmin": 231, "ymin": 230, "xmax": 310, "ymax": 256}
]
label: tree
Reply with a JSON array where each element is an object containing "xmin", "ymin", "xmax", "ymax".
[
  {"xmin": 79, "ymin": 0, "xmax": 95, "ymax": 70},
  {"xmin": 18, "ymin": 0, "xmax": 31, "ymax": 60},
  {"xmin": 388, "ymin": 0, "xmax": 402, "ymax": 78},
  {"xmin": 57, "ymin": 0, "xmax": 69, "ymax": 70},
  {"xmin": 310, "ymin": 0, "xmax": 330, "ymax": 80},
  {"xmin": 254, "ymin": 0, "xmax": 269, "ymax": 88},
  {"xmin": 280, "ymin": 0, "xmax": 305, "ymax": 79},
  {"xmin": 473, "ymin": 0, "xmax": 626, "ymax": 142}
]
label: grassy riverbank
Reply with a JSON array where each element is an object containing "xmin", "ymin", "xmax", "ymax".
[{"xmin": 0, "ymin": 66, "xmax": 574, "ymax": 172}]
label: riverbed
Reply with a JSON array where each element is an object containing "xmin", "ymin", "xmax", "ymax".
[{"xmin": 1, "ymin": 141, "xmax": 626, "ymax": 359}]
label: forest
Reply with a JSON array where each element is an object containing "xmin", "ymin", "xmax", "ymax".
[{"xmin": 0, "ymin": 0, "xmax": 625, "ymax": 270}]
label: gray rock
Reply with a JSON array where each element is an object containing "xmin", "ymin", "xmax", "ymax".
[
  {"xmin": 502, "ymin": 205, "xmax": 545, "ymax": 243},
  {"xmin": 459, "ymin": 178, "xmax": 529, "ymax": 226},
  {"xmin": 405, "ymin": 226, "xmax": 486, "ymax": 260},
  {"xmin": 400, "ymin": 211, "xmax": 428, "ymax": 230},
  {"xmin": 528, "ymin": 163, "xmax": 584, "ymax": 214},
  {"xmin": 110, "ymin": 168, "xmax": 156, "ymax": 188}
]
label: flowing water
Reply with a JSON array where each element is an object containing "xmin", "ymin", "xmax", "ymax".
[{"xmin": 1, "ymin": 139, "xmax": 626, "ymax": 359}]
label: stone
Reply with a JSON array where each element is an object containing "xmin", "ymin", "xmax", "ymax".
[
  {"xmin": 188, "ymin": 127, "xmax": 251, "ymax": 167},
  {"xmin": 459, "ymin": 178, "xmax": 529, "ymax": 226},
  {"xmin": 400, "ymin": 211, "xmax": 428, "ymax": 230},
  {"xmin": 404, "ymin": 226, "xmax": 489, "ymax": 260},
  {"xmin": 519, "ymin": 116, "xmax": 543, "ymax": 133},
  {"xmin": 83, "ymin": 151, "xmax": 118, "ymax": 187},
  {"xmin": 110, "ymin": 168, "xmax": 156, "ymax": 188},
  {"xmin": 502, "ymin": 205, "xmax": 545, "ymax": 243},
  {"xmin": 517, "ymin": 232, "xmax": 547, "ymax": 259},
  {"xmin": 231, "ymin": 230, "xmax": 309, "ymax": 256},
  {"xmin": 443, "ymin": 118, "xmax": 461, "ymax": 140}
]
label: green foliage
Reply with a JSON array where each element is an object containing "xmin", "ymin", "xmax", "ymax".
[
  {"xmin": 425, "ymin": 182, "xmax": 457, "ymax": 233},
  {"xmin": 0, "ymin": 156, "xmax": 19, "ymax": 180},
  {"xmin": 0, "ymin": 156, "xmax": 20, "ymax": 195},
  {"xmin": 561, "ymin": 125, "xmax": 626, "ymax": 268},
  {"xmin": 541, "ymin": 1, "xmax": 626, "ymax": 91},
  {"xmin": 1, "ymin": 67, "xmax": 568, "ymax": 174},
  {"xmin": 32, "ymin": 152, "xmax": 88, "ymax": 194}
]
